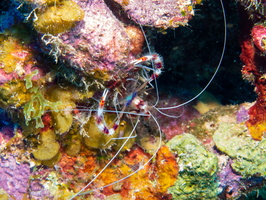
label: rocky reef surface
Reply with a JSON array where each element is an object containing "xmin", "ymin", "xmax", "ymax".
[{"xmin": 0, "ymin": 0, "xmax": 266, "ymax": 199}]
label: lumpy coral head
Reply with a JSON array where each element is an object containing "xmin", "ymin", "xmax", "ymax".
[
  {"xmin": 213, "ymin": 123, "xmax": 266, "ymax": 177},
  {"xmin": 251, "ymin": 25, "xmax": 266, "ymax": 52},
  {"xmin": 167, "ymin": 134, "xmax": 219, "ymax": 200}
]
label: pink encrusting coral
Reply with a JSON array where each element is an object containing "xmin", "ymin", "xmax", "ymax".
[
  {"xmin": 251, "ymin": 25, "xmax": 266, "ymax": 52},
  {"xmin": 114, "ymin": 0, "xmax": 196, "ymax": 29}
]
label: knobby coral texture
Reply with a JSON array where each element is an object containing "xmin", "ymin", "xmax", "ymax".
[{"xmin": 0, "ymin": 0, "xmax": 266, "ymax": 199}]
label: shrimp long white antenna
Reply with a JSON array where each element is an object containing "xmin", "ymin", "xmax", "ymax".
[
  {"xmin": 157, "ymin": 0, "xmax": 227, "ymax": 111},
  {"xmin": 153, "ymin": 105, "xmax": 185, "ymax": 118},
  {"xmin": 72, "ymin": 113, "xmax": 162, "ymax": 197},
  {"xmin": 138, "ymin": 23, "xmax": 161, "ymax": 107},
  {"xmin": 69, "ymin": 116, "xmax": 141, "ymax": 200}
]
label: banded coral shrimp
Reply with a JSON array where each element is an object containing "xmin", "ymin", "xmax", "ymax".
[{"xmin": 65, "ymin": 0, "xmax": 227, "ymax": 198}]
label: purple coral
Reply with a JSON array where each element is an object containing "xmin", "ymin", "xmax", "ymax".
[
  {"xmin": 0, "ymin": 154, "xmax": 30, "ymax": 199},
  {"xmin": 28, "ymin": 171, "xmax": 54, "ymax": 200},
  {"xmin": 236, "ymin": 104, "xmax": 250, "ymax": 123},
  {"xmin": 114, "ymin": 0, "xmax": 195, "ymax": 28},
  {"xmin": 217, "ymin": 160, "xmax": 242, "ymax": 199}
]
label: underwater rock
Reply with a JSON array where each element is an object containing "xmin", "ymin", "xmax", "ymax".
[
  {"xmin": 114, "ymin": 0, "xmax": 197, "ymax": 29},
  {"xmin": 31, "ymin": 0, "xmax": 199, "ymax": 79},
  {"xmin": 40, "ymin": 0, "xmax": 136, "ymax": 77},
  {"xmin": 167, "ymin": 133, "xmax": 219, "ymax": 200},
  {"xmin": 213, "ymin": 122, "xmax": 266, "ymax": 177},
  {"xmin": 217, "ymin": 159, "xmax": 242, "ymax": 199},
  {"xmin": 236, "ymin": 103, "xmax": 251, "ymax": 123}
]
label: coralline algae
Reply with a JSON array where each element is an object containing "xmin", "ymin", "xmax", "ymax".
[{"xmin": 1, "ymin": 0, "xmax": 266, "ymax": 199}]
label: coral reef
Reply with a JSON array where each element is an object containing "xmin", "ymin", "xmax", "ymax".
[
  {"xmin": 26, "ymin": 145, "xmax": 178, "ymax": 199},
  {"xmin": 167, "ymin": 134, "xmax": 219, "ymax": 200},
  {"xmin": 2, "ymin": 0, "xmax": 266, "ymax": 199},
  {"xmin": 22, "ymin": 0, "xmax": 198, "ymax": 78}
]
